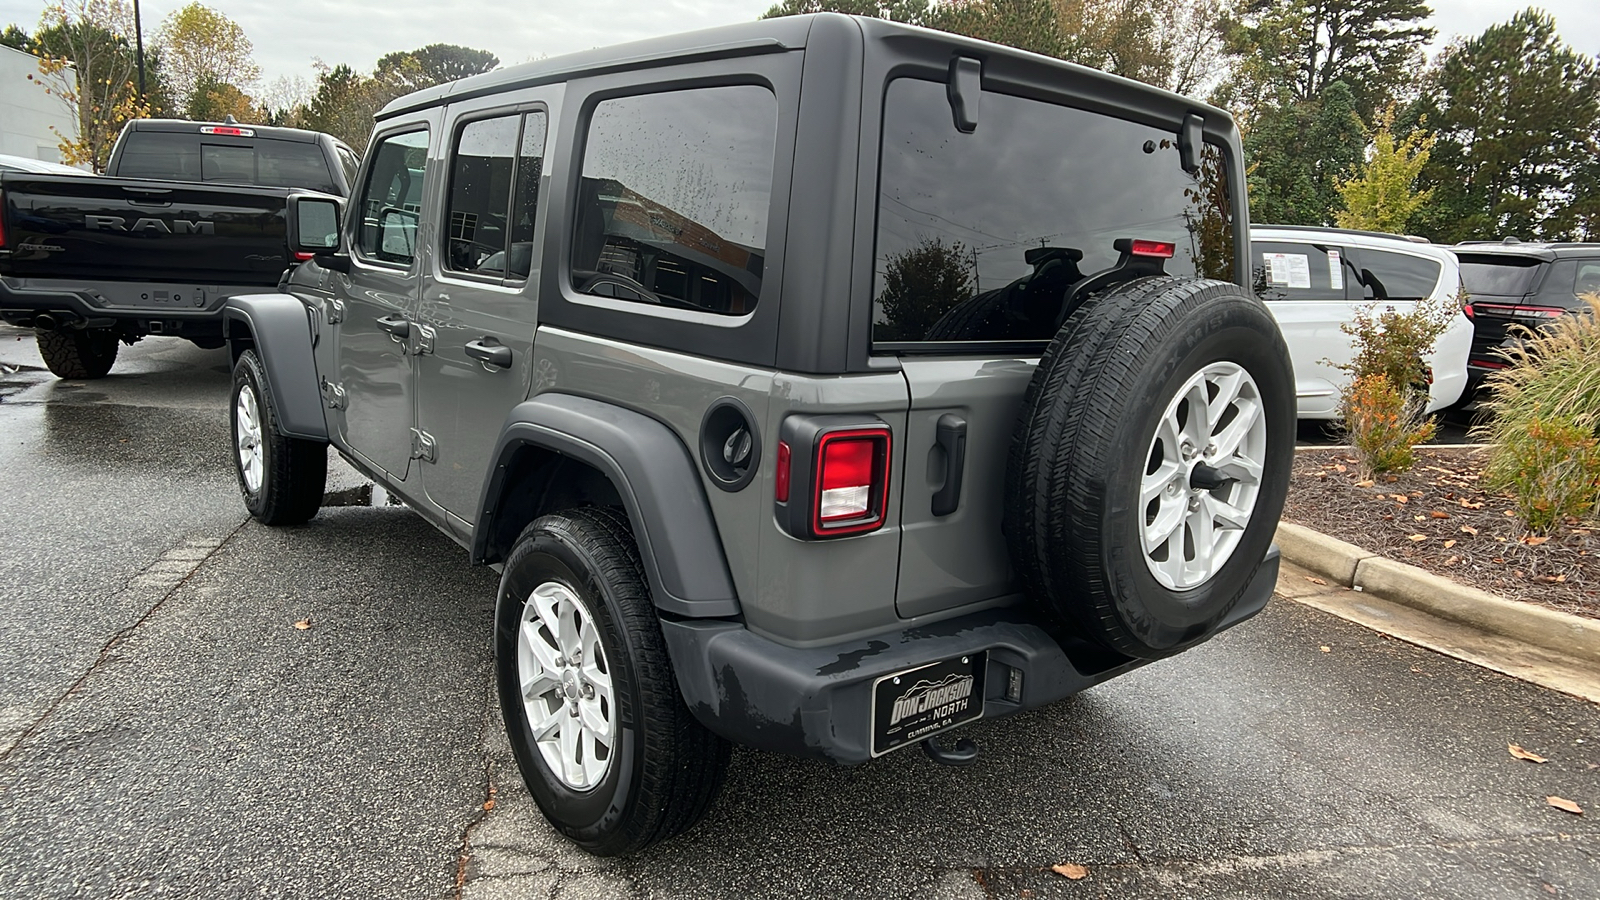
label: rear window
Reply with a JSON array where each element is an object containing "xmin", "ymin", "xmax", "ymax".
[
  {"xmin": 1350, "ymin": 248, "xmax": 1442, "ymax": 303},
  {"xmin": 1458, "ymin": 254, "xmax": 1543, "ymax": 297},
  {"xmin": 114, "ymin": 131, "xmax": 339, "ymax": 193},
  {"xmin": 872, "ymin": 78, "xmax": 1236, "ymax": 345}
]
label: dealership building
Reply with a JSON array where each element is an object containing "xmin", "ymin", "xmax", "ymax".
[{"xmin": 0, "ymin": 44, "xmax": 80, "ymax": 164}]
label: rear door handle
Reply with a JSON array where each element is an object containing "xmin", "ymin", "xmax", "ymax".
[
  {"xmin": 931, "ymin": 413, "xmax": 967, "ymax": 517},
  {"xmin": 464, "ymin": 338, "xmax": 513, "ymax": 369},
  {"xmin": 376, "ymin": 315, "xmax": 410, "ymax": 338}
]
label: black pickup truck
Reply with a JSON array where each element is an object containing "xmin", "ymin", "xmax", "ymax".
[{"xmin": 0, "ymin": 119, "xmax": 358, "ymax": 378}]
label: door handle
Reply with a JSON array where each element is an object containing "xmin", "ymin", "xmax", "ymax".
[
  {"xmin": 376, "ymin": 315, "xmax": 410, "ymax": 338},
  {"xmin": 464, "ymin": 338, "xmax": 513, "ymax": 369},
  {"xmin": 931, "ymin": 413, "xmax": 967, "ymax": 517}
]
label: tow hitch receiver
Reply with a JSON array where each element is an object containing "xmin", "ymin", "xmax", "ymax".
[{"xmin": 922, "ymin": 734, "xmax": 979, "ymax": 766}]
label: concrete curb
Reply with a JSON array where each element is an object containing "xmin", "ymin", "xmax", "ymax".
[{"xmin": 1275, "ymin": 521, "xmax": 1600, "ymax": 665}]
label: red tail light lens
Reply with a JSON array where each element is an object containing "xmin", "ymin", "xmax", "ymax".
[
  {"xmin": 812, "ymin": 428, "xmax": 890, "ymax": 535},
  {"xmin": 774, "ymin": 441, "xmax": 791, "ymax": 503},
  {"xmin": 1129, "ymin": 239, "xmax": 1175, "ymax": 258},
  {"xmin": 1463, "ymin": 303, "xmax": 1474, "ymax": 320},
  {"xmin": 199, "ymin": 125, "xmax": 254, "ymax": 137},
  {"xmin": 292, "ymin": 251, "xmax": 315, "ymax": 262}
]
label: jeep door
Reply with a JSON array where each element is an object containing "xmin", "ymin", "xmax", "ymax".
[
  {"xmin": 334, "ymin": 123, "xmax": 435, "ymax": 480},
  {"xmin": 414, "ymin": 96, "xmax": 556, "ymax": 528}
]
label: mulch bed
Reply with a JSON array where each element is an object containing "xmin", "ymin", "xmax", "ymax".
[{"xmin": 1283, "ymin": 446, "xmax": 1600, "ymax": 621}]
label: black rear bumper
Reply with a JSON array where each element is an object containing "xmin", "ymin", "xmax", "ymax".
[
  {"xmin": 661, "ymin": 547, "xmax": 1279, "ymax": 765},
  {"xmin": 0, "ymin": 275, "xmax": 263, "ymax": 338}
]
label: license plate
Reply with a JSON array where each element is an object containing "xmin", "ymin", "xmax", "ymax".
[{"xmin": 870, "ymin": 652, "xmax": 985, "ymax": 757}]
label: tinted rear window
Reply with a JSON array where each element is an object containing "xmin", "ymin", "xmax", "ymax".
[
  {"xmin": 1351, "ymin": 248, "xmax": 1443, "ymax": 303},
  {"xmin": 1458, "ymin": 254, "xmax": 1543, "ymax": 297},
  {"xmin": 872, "ymin": 78, "xmax": 1236, "ymax": 345},
  {"xmin": 115, "ymin": 132, "xmax": 338, "ymax": 193}
]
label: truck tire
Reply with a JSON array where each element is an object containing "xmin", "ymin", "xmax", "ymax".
[
  {"xmin": 1006, "ymin": 276, "xmax": 1294, "ymax": 659},
  {"xmin": 231, "ymin": 349, "xmax": 326, "ymax": 525},
  {"xmin": 496, "ymin": 507, "xmax": 729, "ymax": 856},
  {"xmin": 36, "ymin": 328, "xmax": 118, "ymax": 379}
]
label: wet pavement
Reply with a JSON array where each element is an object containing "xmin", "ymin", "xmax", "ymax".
[{"xmin": 1, "ymin": 324, "xmax": 1596, "ymax": 899}]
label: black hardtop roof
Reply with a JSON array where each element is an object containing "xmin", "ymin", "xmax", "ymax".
[
  {"xmin": 124, "ymin": 118, "xmax": 327, "ymax": 144},
  {"xmin": 1454, "ymin": 240, "xmax": 1600, "ymax": 262},
  {"xmin": 376, "ymin": 13, "xmax": 1232, "ymax": 124}
]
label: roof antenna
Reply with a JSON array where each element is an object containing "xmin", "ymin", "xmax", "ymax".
[{"xmin": 223, "ymin": 114, "xmax": 238, "ymax": 125}]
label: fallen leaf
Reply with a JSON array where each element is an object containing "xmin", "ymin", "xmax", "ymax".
[
  {"xmin": 293, "ymin": 618, "xmax": 311, "ymax": 630},
  {"xmin": 1356, "ymin": 479, "xmax": 1375, "ymax": 488},
  {"xmin": 1506, "ymin": 510, "xmax": 1518, "ymax": 517},
  {"xmin": 1414, "ymin": 514, "xmax": 1426, "ymax": 521},
  {"xmin": 1543, "ymin": 883, "xmax": 1558, "ymax": 895},
  {"xmin": 1571, "ymin": 529, "xmax": 1591, "ymax": 536},
  {"xmin": 1444, "ymin": 540, "xmax": 1457, "ymax": 549},
  {"xmin": 1443, "ymin": 555, "xmax": 1460, "ymax": 565},
  {"xmin": 1509, "ymin": 744, "xmax": 1549, "ymax": 763},
  {"xmin": 1431, "ymin": 510, "xmax": 1451, "ymax": 519},
  {"xmin": 1547, "ymin": 796, "xmax": 1584, "ymax": 815},
  {"xmin": 1409, "ymin": 491, "xmax": 1425, "ymax": 498},
  {"xmin": 1335, "ymin": 464, "xmax": 1347, "ymax": 473},
  {"xmin": 1461, "ymin": 525, "xmax": 1480, "ymax": 535},
  {"xmin": 1460, "ymin": 500, "xmax": 1484, "ymax": 509},
  {"xmin": 1523, "ymin": 535, "xmax": 1551, "ymax": 546},
  {"xmin": 1409, "ymin": 534, "xmax": 1428, "ymax": 542},
  {"xmin": 1305, "ymin": 576, "xmax": 1328, "ymax": 585},
  {"xmin": 482, "ymin": 799, "xmax": 496, "ymax": 811},
  {"xmin": 1385, "ymin": 475, "xmax": 1400, "ymax": 482},
  {"xmin": 1319, "ymin": 645, "xmax": 1331, "ymax": 653},
  {"xmin": 1393, "ymin": 495, "xmax": 1410, "ymax": 504},
  {"xmin": 1051, "ymin": 863, "xmax": 1089, "ymax": 880}
]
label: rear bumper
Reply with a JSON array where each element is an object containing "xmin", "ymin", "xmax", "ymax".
[
  {"xmin": 661, "ymin": 546, "xmax": 1279, "ymax": 765},
  {"xmin": 0, "ymin": 275, "xmax": 267, "ymax": 337}
]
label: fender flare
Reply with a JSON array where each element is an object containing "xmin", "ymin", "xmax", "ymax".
[
  {"xmin": 474, "ymin": 394, "xmax": 741, "ymax": 619},
  {"xmin": 222, "ymin": 294, "xmax": 329, "ymax": 441}
]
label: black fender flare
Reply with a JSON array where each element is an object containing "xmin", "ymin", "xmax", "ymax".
[
  {"xmin": 222, "ymin": 294, "xmax": 329, "ymax": 442},
  {"xmin": 473, "ymin": 394, "xmax": 741, "ymax": 619}
]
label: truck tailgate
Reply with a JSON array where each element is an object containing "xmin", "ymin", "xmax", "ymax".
[{"xmin": 1, "ymin": 174, "xmax": 291, "ymax": 286}]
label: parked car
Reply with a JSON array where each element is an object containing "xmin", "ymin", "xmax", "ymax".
[
  {"xmin": 0, "ymin": 118, "xmax": 359, "ymax": 378},
  {"xmin": 0, "ymin": 153, "xmax": 90, "ymax": 176},
  {"xmin": 1251, "ymin": 225, "xmax": 1471, "ymax": 419},
  {"xmin": 1455, "ymin": 239, "xmax": 1600, "ymax": 392},
  {"xmin": 223, "ymin": 14, "xmax": 1295, "ymax": 855}
]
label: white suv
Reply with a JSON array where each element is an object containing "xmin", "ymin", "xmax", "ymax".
[{"xmin": 1250, "ymin": 226, "xmax": 1471, "ymax": 420}]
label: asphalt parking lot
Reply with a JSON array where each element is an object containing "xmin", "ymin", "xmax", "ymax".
[{"xmin": 2, "ymin": 324, "xmax": 1596, "ymax": 900}]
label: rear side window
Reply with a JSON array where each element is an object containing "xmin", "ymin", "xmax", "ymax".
[
  {"xmin": 355, "ymin": 129, "xmax": 430, "ymax": 266},
  {"xmin": 115, "ymin": 131, "xmax": 338, "ymax": 192},
  {"xmin": 443, "ymin": 111, "xmax": 548, "ymax": 280},
  {"xmin": 1459, "ymin": 254, "xmax": 1542, "ymax": 297},
  {"xmin": 571, "ymin": 85, "xmax": 778, "ymax": 316},
  {"xmin": 1351, "ymin": 249, "xmax": 1442, "ymax": 303},
  {"xmin": 1531, "ymin": 259, "xmax": 1584, "ymax": 309},
  {"xmin": 1577, "ymin": 260, "xmax": 1600, "ymax": 298},
  {"xmin": 872, "ymin": 78, "xmax": 1236, "ymax": 345},
  {"xmin": 1251, "ymin": 241, "xmax": 1349, "ymax": 301}
]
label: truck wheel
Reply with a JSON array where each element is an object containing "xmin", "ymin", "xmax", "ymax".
[
  {"xmin": 496, "ymin": 507, "xmax": 729, "ymax": 856},
  {"xmin": 1006, "ymin": 276, "xmax": 1294, "ymax": 659},
  {"xmin": 36, "ymin": 328, "xmax": 118, "ymax": 379},
  {"xmin": 231, "ymin": 349, "xmax": 326, "ymax": 525}
]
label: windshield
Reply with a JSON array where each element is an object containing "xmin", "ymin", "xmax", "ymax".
[
  {"xmin": 1458, "ymin": 255, "xmax": 1542, "ymax": 297},
  {"xmin": 115, "ymin": 131, "xmax": 339, "ymax": 193}
]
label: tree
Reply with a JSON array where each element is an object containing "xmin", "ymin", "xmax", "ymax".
[
  {"xmin": 1219, "ymin": 0, "xmax": 1435, "ymax": 123},
  {"xmin": 186, "ymin": 74, "xmax": 255, "ymax": 122},
  {"xmin": 155, "ymin": 2, "xmax": 259, "ymax": 116},
  {"xmin": 762, "ymin": 0, "xmax": 929, "ymax": 21},
  {"xmin": 877, "ymin": 238, "xmax": 975, "ymax": 341},
  {"xmin": 29, "ymin": 1, "xmax": 151, "ymax": 171},
  {"xmin": 1411, "ymin": 9, "xmax": 1600, "ymax": 242},
  {"xmin": 1335, "ymin": 105, "xmax": 1433, "ymax": 233},
  {"xmin": 374, "ymin": 43, "xmax": 498, "ymax": 91},
  {"xmin": 2, "ymin": 24, "xmax": 31, "ymax": 51},
  {"xmin": 1243, "ymin": 80, "xmax": 1366, "ymax": 225}
]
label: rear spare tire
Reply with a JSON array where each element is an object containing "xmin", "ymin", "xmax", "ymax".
[
  {"xmin": 36, "ymin": 327, "xmax": 118, "ymax": 379},
  {"xmin": 1006, "ymin": 276, "xmax": 1294, "ymax": 659}
]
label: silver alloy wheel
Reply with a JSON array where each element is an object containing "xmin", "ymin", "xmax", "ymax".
[
  {"xmin": 1139, "ymin": 361, "xmax": 1267, "ymax": 591},
  {"xmin": 516, "ymin": 581, "xmax": 616, "ymax": 791},
  {"xmin": 235, "ymin": 385, "xmax": 265, "ymax": 494}
]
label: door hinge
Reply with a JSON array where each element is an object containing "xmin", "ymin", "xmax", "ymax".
[
  {"xmin": 414, "ymin": 322, "xmax": 435, "ymax": 356},
  {"xmin": 325, "ymin": 297, "xmax": 345, "ymax": 324},
  {"xmin": 319, "ymin": 377, "xmax": 347, "ymax": 410},
  {"xmin": 410, "ymin": 428, "xmax": 437, "ymax": 463}
]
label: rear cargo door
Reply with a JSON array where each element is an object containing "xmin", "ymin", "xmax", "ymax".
[{"xmin": 0, "ymin": 175, "xmax": 290, "ymax": 285}]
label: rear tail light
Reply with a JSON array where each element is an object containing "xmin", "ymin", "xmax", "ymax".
[
  {"xmin": 1129, "ymin": 239, "xmax": 1175, "ymax": 258},
  {"xmin": 1516, "ymin": 305, "xmax": 1567, "ymax": 319},
  {"xmin": 200, "ymin": 125, "xmax": 254, "ymax": 137},
  {"xmin": 775, "ymin": 417, "xmax": 892, "ymax": 539},
  {"xmin": 292, "ymin": 251, "xmax": 315, "ymax": 262},
  {"xmin": 1463, "ymin": 303, "xmax": 1474, "ymax": 320}
]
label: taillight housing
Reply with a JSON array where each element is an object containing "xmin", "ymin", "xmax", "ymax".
[
  {"xmin": 0, "ymin": 187, "xmax": 6, "ymax": 248},
  {"xmin": 775, "ymin": 415, "xmax": 892, "ymax": 539}
]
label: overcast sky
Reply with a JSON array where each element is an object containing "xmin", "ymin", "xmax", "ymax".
[{"xmin": 1, "ymin": 0, "xmax": 1595, "ymax": 92}]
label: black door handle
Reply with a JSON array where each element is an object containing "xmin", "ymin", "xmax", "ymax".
[
  {"xmin": 931, "ymin": 413, "xmax": 967, "ymax": 517},
  {"xmin": 376, "ymin": 315, "xmax": 410, "ymax": 338},
  {"xmin": 464, "ymin": 338, "xmax": 513, "ymax": 369}
]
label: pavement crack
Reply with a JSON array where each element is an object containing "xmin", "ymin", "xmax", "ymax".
[
  {"xmin": 454, "ymin": 668, "xmax": 500, "ymax": 899},
  {"xmin": 0, "ymin": 519, "xmax": 247, "ymax": 762},
  {"xmin": 1115, "ymin": 819, "xmax": 1148, "ymax": 864}
]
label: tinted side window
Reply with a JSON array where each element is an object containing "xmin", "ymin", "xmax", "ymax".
[
  {"xmin": 571, "ymin": 86, "xmax": 778, "ymax": 315},
  {"xmin": 336, "ymin": 146, "xmax": 360, "ymax": 187},
  {"xmin": 1250, "ymin": 241, "xmax": 1348, "ymax": 301},
  {"xmin": 1577, "ymin": 260, "xmax": 1600, "ymax": 298},
  {"xmin": 872, "ymin": 78, "xmax": 1235, "ymax": 344},
  {"xmin": 1352, "ymin": 249, "xmax": 1442, "ymax": 303},
  {"xmin": 444, "ymin": 115, "xmax": 519, "ymax": 275},
  {"xmin": 506, "ymin": 113, "xmax": 548, "ymax": 279},
  {"xmin": 1531, "ymin": 259, "xmax": 1582, "ymax": 308},
  {"xmin": 356, "ymin": 130, "xmax": 430, "ymax": 266}
]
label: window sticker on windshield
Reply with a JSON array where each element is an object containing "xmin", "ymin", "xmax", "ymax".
[
  {"xmin": 1327, "ymin": 249, "xmax": 1343, "ymax": 290},
  {"xmin": 1264, "ymin": 253, "xmax": 1312, "ymax": 289}
]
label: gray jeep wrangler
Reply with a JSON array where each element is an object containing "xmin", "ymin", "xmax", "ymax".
[{"xmin": 224, "ymin": 14, "xmax": 1294, "ymax": 856}]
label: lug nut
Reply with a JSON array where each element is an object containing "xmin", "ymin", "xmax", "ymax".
[
  {"xmin": 553, "ymin": 655, "xmax": 566, "ymax": 668},
  {"xmin": 582, "ymin": 684, "xmax": 595, "ymax": 700}
]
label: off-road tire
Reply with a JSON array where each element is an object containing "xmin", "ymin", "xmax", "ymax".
[
  {"xmin": 35, "ymin": 328, "xmax": 118, "ymax": 379},
  {"xmin": 496, "ymin": 507, "xmax": 730, "ymax": 856},
  {"xmin": 231, "ymin": 349, "xmax": 327, "ymax": 525},
  {"xmin": 1006, "ymin": 276, "xmax": 1295, "ymax": 659}
]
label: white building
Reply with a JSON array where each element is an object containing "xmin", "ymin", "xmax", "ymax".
[{"xmin": 0, "ymin": 43, "xmax": 81, "ymax": 164}]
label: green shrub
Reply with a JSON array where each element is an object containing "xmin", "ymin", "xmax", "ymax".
[
  {"xmin": 1493, "ymin": 417, "xmax": 1600, "ymax": 533},
  {"xmin": 1343, "ymin": 373, "xmax": 1436, "ymax": 474}
]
